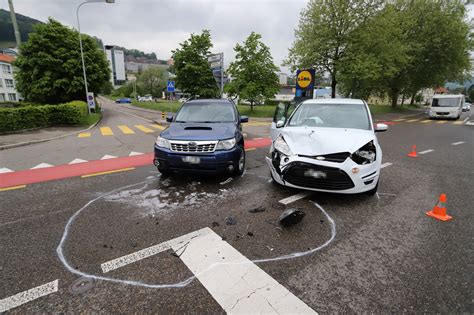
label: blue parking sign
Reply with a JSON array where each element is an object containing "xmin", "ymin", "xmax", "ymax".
[{"xmin": 167, "ymin": 81, "xmax": 175, "ymax": 92}]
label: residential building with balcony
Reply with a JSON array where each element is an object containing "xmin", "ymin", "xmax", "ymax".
[{"xmin": 0, "ymin": 53, "xmax": 21, "ymax": 102}]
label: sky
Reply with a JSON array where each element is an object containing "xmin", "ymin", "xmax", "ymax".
[
  {"xmin": 0, "ymin": 0, "xmax": 309, "ymax": 73},
  {"xmin": 1, "ymin": 1, "xmax": 473, "ymax": 74}
]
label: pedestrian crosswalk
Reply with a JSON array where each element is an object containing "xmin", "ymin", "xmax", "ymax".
[
  {"xmin": 78, "ymin": 124, "xmax": 166, "ymax": 138},
  {"xmin": 390, "ymin": 118, "xmax": 471, "ymax": 125},
  {"xmin": 243, "ymin": 121, "xmax": 272, "ymax": 127}
]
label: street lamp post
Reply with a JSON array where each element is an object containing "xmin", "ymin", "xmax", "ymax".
[{"xmin": 76, "ymin": 0, "xmax": 115, "ymax": 114}]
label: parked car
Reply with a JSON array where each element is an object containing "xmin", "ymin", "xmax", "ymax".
[
  {"xmin": 115, "ymin": 98, "xmax": 131, "ymax": 104},
  {"xmin": 138, "ymin": 95, "xmax": 153, "ymax": 102},
  {"xmin": 428, "ymin": 94, "xmax": 464, "ymax": 119},
  {"xmin": 267, "ymin": 99, "xmax": 388, "ymax": 195},
  {"xmin": 154, "ymin": 99, "xmax": 248, "ymax": 176},
  {"xmin": 462, "ymin": 102, "xmax": 471, "ymax": 112}
]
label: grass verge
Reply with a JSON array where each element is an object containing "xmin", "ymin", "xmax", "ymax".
[
  {"xmin": 78, "ymin": 113, "xmax": 101, "ymax": 126},
  {"xmin": 132, "ymin": 100, "xmax": 182, "ymax": 112},
  {"xmin": 368, "ymin": 104, "xmax": 421, "ymax": 115}
]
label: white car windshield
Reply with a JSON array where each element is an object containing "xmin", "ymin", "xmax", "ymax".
[
  {"xmin": 288, "ymin": 103, "xmax": 370, "ymax": 130},
  {"xmin": 175, "ymin": 103, "xmax": 236, "ymax": 123},
  {"xmin": 432, "ymin": 98, "xmax": 460, "ymax": 107}
]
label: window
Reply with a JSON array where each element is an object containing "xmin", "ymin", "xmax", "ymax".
[
  {"xmin": 5, "ymin": 79, "xmax": 14, "ymax": 88},
  {"xmin": 0, "ymin": 79, "xmax": 2, "ymax": 88},
  {"xmin": 175, "ymin": 103, "xmax": 236, "ymax": 123},
  {"xmin": 1, "ymin": 64, "xmax": 11, "ymax": 74},
  {"xmin": 0, "ymin": 93, "xmax": 5, "ymax": 102},
  {"xmin": 8, "ymin": 93, "xmax": 17, "ymax": 101}
]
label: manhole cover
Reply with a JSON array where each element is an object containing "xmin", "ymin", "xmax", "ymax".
[{"xmin": 68, "ymin": 277, "xmax": 96, "ymax": 295}]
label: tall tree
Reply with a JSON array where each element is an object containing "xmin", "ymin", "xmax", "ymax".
[
  {"xmin": 172, "ymin": 30, "xmax": 218, "ymax": 98},
  {"xmin": 285, "ymin": 0, "xmax": 382, "ymax": 98},
  {"xmin": 14, "ymin": 18, "xmax": 110, "ymax": 104},
  {"xmin": 226, "ymin": 32, "xmax": 280, "ymax": 110},
  {"xmin": 137, "ymin": 67, "xmax": 167, "ymax": 97}
]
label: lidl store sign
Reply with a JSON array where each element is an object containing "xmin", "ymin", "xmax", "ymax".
[{"xmin": 296, "ymin": 69, "xmax": 315, "ymax": 90}]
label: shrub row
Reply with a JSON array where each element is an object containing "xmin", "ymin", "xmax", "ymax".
[{"xmin": 0, "ymin": 101, "xmax": 88, "ymax": 132}]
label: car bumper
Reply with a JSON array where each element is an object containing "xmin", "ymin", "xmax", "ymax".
[
  {"xmin": 266, "ymin": 153, "xmax": 380, "ymax": 194},
  {"xmin": 154, "ymin": 145, "xmax": 242, "ymax": 173},
  {"xmin": 428, "ymin": 111, "xmax": 459, "ymax": 119}
]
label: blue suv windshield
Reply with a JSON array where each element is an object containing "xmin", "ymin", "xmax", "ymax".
[{"xmin": 175, "ymin": 103, "xmax": 236, "ymax": 123}]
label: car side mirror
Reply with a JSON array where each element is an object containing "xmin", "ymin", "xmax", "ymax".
[
  {"xmin": 166, "ymin": 115, "xmax": 173, "ymax": 122},
  {"xmin": 276, "ymin": 120, "xmax": 285, "ymax": 128},
  {"xmin": 240, "ymin": 115, "xmax": 249, "ymax": 123},
  {"xmin": 374, "ymin": 123, "xmax": 388, "ymax": 132}
]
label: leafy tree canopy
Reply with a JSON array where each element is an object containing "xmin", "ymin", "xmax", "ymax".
[
  {"xmin": 172, "ymin": 30, "xmax": 219, "ymax": 98},
  {"xmin": 226, "ymin": 32, "xmax": 280, "ymax": 109},
  {"xmin": 14, "ymin": 18, "xmax": 110, "ymax": 104}
]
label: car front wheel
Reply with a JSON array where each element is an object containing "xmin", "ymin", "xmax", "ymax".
[{"xmin": 233, "ymin": 145, "xmax": 245, "ymax": 176}]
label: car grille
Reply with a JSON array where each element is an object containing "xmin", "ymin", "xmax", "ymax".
[
  {"xmin": 282, "ymin": 162, "xmax": 355, "ymax": 190},
  {"xmin": 298, "ymin": 152, "xmax": 351, "ymax": 163},
  {"xmin": 170, "ymin": 141, "xmax": 217, "ymax": 153},
  {"xmin": 436, "ymin": 112, "xmax": 449, "ymax": 115}
]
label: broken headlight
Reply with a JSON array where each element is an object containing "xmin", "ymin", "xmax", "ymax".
[
  {"xmin": 351, "ymin": 141, "xmax": 376, "ymax": 165},
  {"xmin": 273, "ymin": 135, "xmax": 293, "ymax": 156}
]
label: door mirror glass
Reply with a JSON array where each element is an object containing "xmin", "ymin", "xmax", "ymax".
[
  {"xmin": 276, "ymin": 120, "xmax": 285, "ymax": 128},
  {"xmin": 240, "ymin": 115, "xmax": 249, "ymax": 123},
  {"xmin": 374, "ymin": 123, "xmax": 388, "ymax": 132}
]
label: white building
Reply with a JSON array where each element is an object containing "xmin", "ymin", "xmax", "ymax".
[
  {"xmin": 278, "ymin": 73, "xmax": 288, "ymax": 85},
  {"xmin": 0, "ymin": 54, "xmax": 21, "ymax": 102},
  {"xmin": 105, "ymin": 45, "xmax": 126, "ymax": 87}
]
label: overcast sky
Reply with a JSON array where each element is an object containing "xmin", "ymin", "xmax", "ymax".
[{"xmin": 1, "ymin": 1, "xmax": 473, "ymax": 74}]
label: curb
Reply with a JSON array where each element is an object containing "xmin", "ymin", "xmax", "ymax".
[{"xmin": 0, "ymin": 115, "xmax": 102, "ymax": 151}]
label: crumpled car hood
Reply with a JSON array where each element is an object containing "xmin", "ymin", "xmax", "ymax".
[{"xmin": 280, "ymin": 127, "xmax": 375, "ymax": 156}]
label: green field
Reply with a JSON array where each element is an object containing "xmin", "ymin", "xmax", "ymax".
[{"xmin": 127, "ymin": 99, "xmax": 421, "ymax": 118}]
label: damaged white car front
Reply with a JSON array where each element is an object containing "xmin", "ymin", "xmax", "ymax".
[{"xmin": 266, "ymin": 99, "xmax": 388, "ymax": 195}]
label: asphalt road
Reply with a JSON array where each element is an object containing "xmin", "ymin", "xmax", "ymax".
[{"xmin": 0, "ymin": 109, "xmax": 473, "ymax": 313}]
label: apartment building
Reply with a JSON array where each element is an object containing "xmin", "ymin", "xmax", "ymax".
[{"xmin": 0, "ymin": 54, "xmax": 21, "ymax": 102}]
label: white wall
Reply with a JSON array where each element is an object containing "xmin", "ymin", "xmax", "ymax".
[
  {"xmin": 114, "ymin": 50, "xmax": 126, "ymax": 81},
  {"xmin": 0, "ymin": 62, "xmax": 21, "ymax": 101}
]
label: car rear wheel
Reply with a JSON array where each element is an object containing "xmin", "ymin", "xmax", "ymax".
[{"xmin": 233, "ymin": 145, "xmax": 245, "ymax": 176}]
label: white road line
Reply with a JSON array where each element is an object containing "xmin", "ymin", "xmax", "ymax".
[
  {"xmin": 452, "ymin": 141, "xmax": 465, "ymax": 146},
  {"xmin": 463, "ymin": 117, "xmax": 469, "ymax": 123},
  {"xmin": 381, "ymin": 162, "xmax": 392, "ymax": 168},
  {"xmin": 68, "ymin": 158, "xmax": 88, "ymax": 164},
  {"xmin": 466, "ymin": 121, "xmax": 474, "ymax": 126},
  {"xmin": 171, "ymin": 228, "xmax": 316, "ymax": 314},
  {"xmin": 100, "ymin": 155, "xmax": 117, "ymax": 160},
  {"xmin": 101, "ymin": 228, "xmax": 212, "ymax": 273},
  {"xmin": 0, "ymin": 280, "xmax": 58, "ymax": 312},
  {"xmin": 278, "ymin": 191, "xmax": 313, "ymax": 205},
  {"xmin": 0, "ymin": 167, "xmax": 14, "ymax": 173},
  {"xmin": 129, "ymin": 151, "xmax": 144, "ymax": 156},
  {"xmin": 30, "ymin": 163, "xmax": 53, "ymax": 169},
  {"xmin": 418, "ymin": 149, "xmax": 434, "ymax": 154}
]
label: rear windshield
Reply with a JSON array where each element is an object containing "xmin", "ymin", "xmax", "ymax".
[
  {"xmin": 432, "ymin": 98, "xmax": 461, "ymax": 107},
  {"xmin": 175, "ymin": 103, "xmax": 236, "ymax": 123}
]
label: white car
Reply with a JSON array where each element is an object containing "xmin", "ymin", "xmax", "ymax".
[
  {"xmin": 462, "ymin": 102, "xmax": 471, "ymax": 112},
  {"xmin": 428, "ymin": 94, "xmax": 464, "ymax": 119},
  {"xmin": 267, "ymin": 99, "xmax": 388, "ymax": 195}
]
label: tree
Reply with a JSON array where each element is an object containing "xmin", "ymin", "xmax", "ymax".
[
  {"xmin": 14, "ymin": 18, "xmax": 110, "ymax": 104},
  {"xmin": 285, "ymin": 0, "xmax": 382, "ymax": 98},
  {"xmin": 226, "ymin": 32, "xmax": 279, "ymax": 110},
  {"xmin": 172, "ymin": 30, "xmax": 219, "ymax": 98},
  {"xmin": 137, "ymin": 67, "xmax": 167, "ymax": 97}
]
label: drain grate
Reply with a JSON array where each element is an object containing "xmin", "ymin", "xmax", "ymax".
[{"xmin": 68, "ymin": 277, "xmax": 96, "ymax": 295}]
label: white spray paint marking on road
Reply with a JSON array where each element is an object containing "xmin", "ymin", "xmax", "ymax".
[
  {"xmin": 377, "ymin": 192, "xmax": 397, "ymax": 196},
  {"xmin": 451, "ymin": 141, "xmax": 465, "ymax": 146},
  {"xmin": 219, "ymin": 177, "xmax": 233, "ymax": 185},
  {"xmin": 381, "ymin": 162, "xmax": 392, "ymax": 168},
  {"xmin": 0, "ymin": 280, "xmax": 58, "ymax": 312},
  {"xmin": 56, "ymin": 178, "xmax": 336, "ymax": 291},
  {"xmin": 418, "ymin": 149, "xmax": 434, "ymax": 154},
  {"xmin": 278, "ymin": 191, "xmax": 313, "ymax": 205}
]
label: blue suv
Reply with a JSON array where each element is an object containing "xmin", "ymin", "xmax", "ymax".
[{"xmin": 154, "ymin": 99, "xmax": 248, "ymax": 176}]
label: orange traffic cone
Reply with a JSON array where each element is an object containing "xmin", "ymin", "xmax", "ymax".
[
  {"xmin": 426, "ymin": 194, "xmax": 452, "ymax": 221},
  {"xmin": 407, "ymin": 145, "xmax": 418, "ymax": 157}
]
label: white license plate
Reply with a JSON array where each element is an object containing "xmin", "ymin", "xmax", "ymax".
[
  {"xmin": 304, "ymin": 169, "xmax": 327, "ymax": 179},
  {"xmin": 182, "ymin": 156, "xmax": 201, "ymax": 164}
]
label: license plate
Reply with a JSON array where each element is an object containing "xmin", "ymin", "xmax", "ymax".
[
  {"xmin": 182, "ymin": 156, "xmax": 200, "ymax": 164},
  {"xmin": 304, "ymin": 169, "xmax": 327, "ymax": 179}
]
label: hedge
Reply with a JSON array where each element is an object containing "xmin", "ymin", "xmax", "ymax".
[{"xmin": 0, "ymin": 101, "xmax": 88, "ymax": 132}]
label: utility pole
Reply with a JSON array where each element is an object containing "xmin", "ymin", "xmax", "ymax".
[
  {"xmin": 8, "ymin": 0, "xmax": 21, "ymax": 48},
  {"xmin": 220, "ymin": 52, "xmax": 224, "ymax": 97}
]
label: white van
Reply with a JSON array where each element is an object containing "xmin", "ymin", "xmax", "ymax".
[{"xmin": 429, "ymin": 94, "xmax": 464, "ymax": 120}]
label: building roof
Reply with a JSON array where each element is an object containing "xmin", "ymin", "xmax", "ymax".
[{"xmin": 0, "ymin": 54, "xmax": 15, "ymax": 64}]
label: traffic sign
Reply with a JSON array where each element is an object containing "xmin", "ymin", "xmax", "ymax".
[
  {"xmin": 208, "ymin": 54, "xmax": 222, "ymax": 63},
  {"xmin": 87, "ymin": 92, "xmax": 95, "ymax": 110},
  {"xmin": 167, "ymin": 81, "xmax": 175, "ymax": 92}
]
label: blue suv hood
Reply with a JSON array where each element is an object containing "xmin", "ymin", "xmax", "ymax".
[{"xmin": 161, "ymin": 122, "xmax": 237, "ymax": 141}]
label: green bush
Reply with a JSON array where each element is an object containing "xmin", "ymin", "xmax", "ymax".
[{"xmin": 0, "ymin": 101, "xmax": 87, "ymax": 132}]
